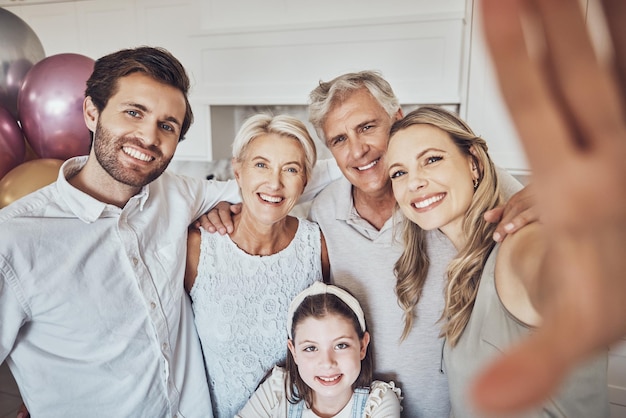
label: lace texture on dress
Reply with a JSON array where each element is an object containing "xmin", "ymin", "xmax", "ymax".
[{"xmin": 190, "ymin": 219, "xmax": 323, "ymax": 418}]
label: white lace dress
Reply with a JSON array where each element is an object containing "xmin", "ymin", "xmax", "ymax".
[{"xmin": 190, "ymin": 219, "xmax": 323, "ymax": 418}]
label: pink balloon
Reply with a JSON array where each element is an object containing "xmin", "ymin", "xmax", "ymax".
[
  {"xmin": 18, "ymin": 53, "xmax": 94, "ymax": 160},
  {"xmin": 0, "ymin": 106, "xmax": 25, "ymax": 179}
]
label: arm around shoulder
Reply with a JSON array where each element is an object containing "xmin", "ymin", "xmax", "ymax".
[
  {"xmin": 184, "ymin": 227, "xmax": 202, "ymax": 293},
  {"xmin": 196, "ymin": 177, "xmax": 242, "ymax": 218},
  {"xmin": 299, "ymin": 158, "xmax": 342, "ymax": 203},
  {"xmin": 496, "ymin": 166, "xmax": 522, "ymax": 198}
]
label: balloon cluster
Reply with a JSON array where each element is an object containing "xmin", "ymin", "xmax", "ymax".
[{"xmin": 0, "ymin": 8, "xmax": 95, "ymax": 208}]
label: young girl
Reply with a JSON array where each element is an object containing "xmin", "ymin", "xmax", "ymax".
[{"xmin": 236, "ymin": 281, "xmax": 402, "ymax": 417}]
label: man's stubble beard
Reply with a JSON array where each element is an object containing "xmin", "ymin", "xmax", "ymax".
[{"xmin": 93, "ymin": 120, "xmax": 173, "ymax": 188}]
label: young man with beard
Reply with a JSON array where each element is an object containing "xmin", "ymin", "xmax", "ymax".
[{"xmin": 0, "ymin": 46, "xmax": 239, "ymax": 417}]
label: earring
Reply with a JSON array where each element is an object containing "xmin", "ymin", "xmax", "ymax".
[{"xmin": 473, "ymin": 178, "xmax": 479, "ymax": 189}]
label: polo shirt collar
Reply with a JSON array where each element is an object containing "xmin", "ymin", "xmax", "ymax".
[
  {"xmin": 332, "ymin": 176, "xmax": 399, "ymax": 240},
  {"xmin": 332, "ymin": 176, "xmax": 355, "ymax": 222}
]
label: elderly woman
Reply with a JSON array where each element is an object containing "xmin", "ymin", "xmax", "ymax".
[
  {"xmin": 184, "ymin": 114, "xmax": 330, "ymax": 418},
  {"xmin": 386, "ymin": 106, "xmax": 608, "ymax": 417}
]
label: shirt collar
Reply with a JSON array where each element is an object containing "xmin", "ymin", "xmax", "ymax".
[
  {"xmin": 332, "ymin": 177, "xmax": 399, "ymax": 239},
  {"xmin": 58, "ymin": 156, "xmax": 150, "ymax": 223},
  {"xmin": 332, "ymin": 177, "xmax": 355, "ymax": 222}
]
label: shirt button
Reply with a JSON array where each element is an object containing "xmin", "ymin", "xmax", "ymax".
[
  {"xmin": 162, "ymin": 343, "xmax": 168, "ymax": 351},
  {"xmin": 150, "ymin": 301, "xmax": 157, "ymax": 309},
  {"xmin": 132, "ymin": 257, "xmax": 138, "ymax": 266}
]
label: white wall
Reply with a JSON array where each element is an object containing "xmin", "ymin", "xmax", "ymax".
[
  {"xmin": 1, "ymin": 0, "xmax": 606, "ymax": 175},
  {"xmin": 462, "ymin": 0, "xmax": 528, "ymax": 173},
  {"xmin": 3, "ymin": 0, "xmax": 472, "ymax": 163}
]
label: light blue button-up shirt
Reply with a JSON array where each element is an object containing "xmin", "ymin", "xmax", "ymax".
[{"xmin": 0, "ymin": 156, "xmax": 240, "ymax": 417}]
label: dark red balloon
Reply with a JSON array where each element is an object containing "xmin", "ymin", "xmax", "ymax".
[
  {"xmin": 18, "ymin": 53, "xmax": 94, "ymax": 160},
  {"xmin": 0, "ymin": 106, "xmax": 25, "ymax": 179}
]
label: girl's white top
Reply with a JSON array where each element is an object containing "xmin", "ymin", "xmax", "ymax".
[{"xmin": 236, "ymin": 366, "xmax": 402, "ymax": 418}]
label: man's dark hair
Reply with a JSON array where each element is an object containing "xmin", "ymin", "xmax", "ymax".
[{"xmin": 85, "ymin": 46, "xmax": 193, "ymax": 141}]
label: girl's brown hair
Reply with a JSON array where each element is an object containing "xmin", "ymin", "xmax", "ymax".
[{"xmin": 285, "ymin": 290, "xmax": 373, "ymax": 406}]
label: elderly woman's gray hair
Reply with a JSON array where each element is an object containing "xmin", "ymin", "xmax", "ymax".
[{"xmin": 231, "ymin": 113, "xmax": 317, "ymax": 182}]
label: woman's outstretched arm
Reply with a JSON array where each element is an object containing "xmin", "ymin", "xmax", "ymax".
[{"xmin": 473, "ymin": 0, "xmax": 626, "ymax": 414}]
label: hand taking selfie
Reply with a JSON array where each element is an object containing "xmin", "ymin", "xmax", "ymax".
[{"xmin": 473, "ymin": 0, "xmax": 626, "ymax": 414}]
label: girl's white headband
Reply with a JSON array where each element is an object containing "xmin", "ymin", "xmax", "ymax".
[{"xmin": 287, "ymin": 281, "xmax": 367, "ymax": 339}]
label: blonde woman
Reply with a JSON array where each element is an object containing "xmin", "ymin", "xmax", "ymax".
[
  {"xmin": 386, "ymin": 106, "xmax": 608, "ymax": 417},
  {"xmin": 185, "ymin": 114, "xmax": 330, "ymax": 418}
]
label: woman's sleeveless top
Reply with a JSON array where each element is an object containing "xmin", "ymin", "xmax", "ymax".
[
  {"xmin": 444, "ymin": 245, "xmax": 609, "ymax": 417},
  {"xmin": 190, "ymin": 219, "xmax": 323, "ymax": 418}
]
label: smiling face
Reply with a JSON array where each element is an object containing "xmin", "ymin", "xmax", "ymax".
[
  {"xmin": 387, "ymin": 124, "xmax": 477, "ymax": 247},
  {"xmin": 86, "ymin": 72, "xmax": 185, "ymax": 189},
  {"xmin": 288, "ymin": 313, "xmax": 369, "ymax": 411},
  {"xmin": 322, "ymin": 88, "xmax": 399, "ymax": 197},
  {"xmin": 233, "ymin": 133, "xmax": 307, "ymax": 226}
]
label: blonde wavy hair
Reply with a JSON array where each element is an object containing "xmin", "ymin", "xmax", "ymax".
[{"xmin": 389, "ymin": 106, "xmax": 503, "ymax": 346}]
